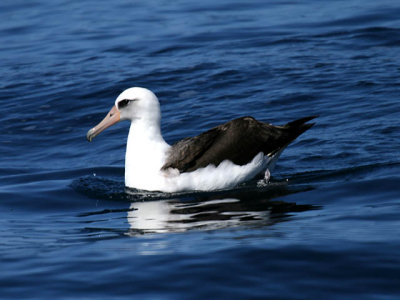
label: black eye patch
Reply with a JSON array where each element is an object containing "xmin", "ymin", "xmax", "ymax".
[{"xmin": 118, "ymin": 99, "xmax": 134, "ymax": 110}]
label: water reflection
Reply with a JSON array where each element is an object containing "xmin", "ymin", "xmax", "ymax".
[
  {"xmin": 73, "ymin": 176, "xmax": 318, "ymax": 236},
  {"xmin": 126, "ymin": 183, "xmax": 317, "ymax": 235}
]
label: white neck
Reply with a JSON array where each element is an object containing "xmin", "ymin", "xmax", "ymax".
[{"xmin": 124, "ymin": 117, "xmax": 170, "ymax": 190}]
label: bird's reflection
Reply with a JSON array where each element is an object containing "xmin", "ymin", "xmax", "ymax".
[{"xmin": 126, "ymin": 183, "xmax": 317, "ymax": 235}]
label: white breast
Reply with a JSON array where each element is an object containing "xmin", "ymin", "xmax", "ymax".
[
  {"xmin": 124, "ymin": 118, "xmax": 281, "ymax": 193},
  {"xmin": 126, "ymin": 145, "xmax": 274, "ymax": 192}
]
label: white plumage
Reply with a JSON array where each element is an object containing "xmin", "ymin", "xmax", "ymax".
[{"xmin": 86, "ymin": 87, "xmax": 315, "ymax": 193}]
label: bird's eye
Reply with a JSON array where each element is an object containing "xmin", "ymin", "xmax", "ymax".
[{"xmin": 118, "ymin": 99, "xmax": 135, "ymax": 110}]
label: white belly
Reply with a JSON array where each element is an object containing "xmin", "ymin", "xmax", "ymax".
[{"xmin": 125, "ymin": 152, "xmax": 276, "ymax": 193}]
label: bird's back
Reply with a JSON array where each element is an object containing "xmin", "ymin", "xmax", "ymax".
[{"xmin": 163, "ymin": 116, "xmax": 316, "ymax": 173}]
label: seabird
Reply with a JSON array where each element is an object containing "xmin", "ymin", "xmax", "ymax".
[{"xmin": 87, "ymin": 87, "xmax": 316, "ymax": 193}]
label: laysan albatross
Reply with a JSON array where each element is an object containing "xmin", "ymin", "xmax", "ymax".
[{"xmin": 86, "ymin": 87, "xmax": 316, "ymax": 193}]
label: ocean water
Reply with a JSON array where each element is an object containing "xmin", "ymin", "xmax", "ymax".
[{"xmin": 1, "ymin": 0, "xmax": 400, "ymax": 299}]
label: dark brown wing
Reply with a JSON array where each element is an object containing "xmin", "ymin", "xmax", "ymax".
[
  {"xmin": 162, "ymin": 116, "xmax": 316, "ymax": 173},
  {"xmin": 161, "ymin": 127, "xmax": 221, "ymax": 172}
]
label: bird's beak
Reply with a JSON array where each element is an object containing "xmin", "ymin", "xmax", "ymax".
[{"xmin": 86, "ymin": 105, "xmax": 120, "ymax": 142}]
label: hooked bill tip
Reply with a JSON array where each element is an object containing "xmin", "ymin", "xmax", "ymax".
[{"xmin": 86, "ymin": 128, "xmax": 95, "ymax": 142}]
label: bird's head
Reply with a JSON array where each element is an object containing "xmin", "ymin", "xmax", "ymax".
[{"xmin": 86, "ymin": 87, "xmax": 161, "ymax": 142}]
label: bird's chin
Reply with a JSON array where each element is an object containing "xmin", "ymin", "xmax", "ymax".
[{"xmin": 86, "ymin": 105, "xmax": 120, "ymax": 142}]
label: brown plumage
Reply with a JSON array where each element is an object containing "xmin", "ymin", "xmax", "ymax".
[{"xmin": 162, "ymin": 115, "xmax": 317, "ymax": 173}]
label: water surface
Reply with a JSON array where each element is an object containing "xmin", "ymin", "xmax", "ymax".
[{"xmin": 1, "ymin": 0, "xmax": 400, "ymax": 299}]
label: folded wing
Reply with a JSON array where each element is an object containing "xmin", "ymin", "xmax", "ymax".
[{"xmin": 162, "ymin": 116, "xmax": 317, "ymax": 173}]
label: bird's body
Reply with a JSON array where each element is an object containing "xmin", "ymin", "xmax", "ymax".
[{"xmin": 87, "ymin": 87, "xmax": 316, "ymax": 193}]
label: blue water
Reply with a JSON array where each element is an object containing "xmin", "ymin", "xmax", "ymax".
[{"xmin": 1, "ymin": 0, "xmax": 400, "ymax": 298}]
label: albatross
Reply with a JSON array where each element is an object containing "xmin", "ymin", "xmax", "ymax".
[{"xmin": 86, "ymin": 87, "xmax": 316, "ymax": 193}]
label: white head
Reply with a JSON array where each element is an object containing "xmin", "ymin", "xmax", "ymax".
[
  {"xmin": 86, "ymin": 87, "xmax": 161, "ymax": 141},
  {"xmin": 115, "ymin": 87, "xmax": 161, "ymax": 122}
]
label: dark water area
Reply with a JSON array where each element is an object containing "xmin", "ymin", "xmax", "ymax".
[{"xmin": 1, "ymin": 0, "xmax": 400, "ymax": 298}]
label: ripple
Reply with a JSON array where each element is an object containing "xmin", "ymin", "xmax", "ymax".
[{"xmin": 2, "ymin": 0, "xmax": 400, "ymax": 298}]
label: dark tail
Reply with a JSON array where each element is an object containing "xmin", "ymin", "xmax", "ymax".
[
  {"xmin": 285, "ymin": 115, "xmax": 318, "ymax": 136},
  {"xmin": 285, "ymin": 115, "xmax": 319, "ymax": 129},
  {"xmin": 269, "ymin": 115, "xmax": 317, "ymax": 157}
]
